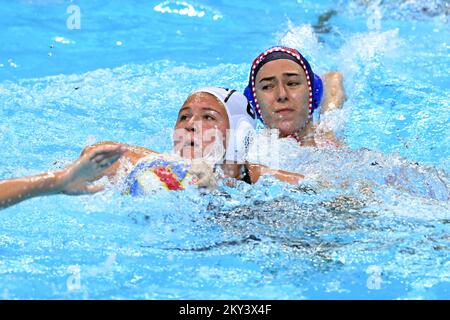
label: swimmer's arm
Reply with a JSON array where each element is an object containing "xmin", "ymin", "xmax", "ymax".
[
  {"xmin": 0, "ymin": 144, "xmax": 126, "ymax": 210},
  {"xmin": 247, "ymin": 164, "xmax": 304, "ymax": 185},
  {"xmin": 320, "ymin": 72, "xmax": 347, "ymax": 114},
  {"xmin": 314, "ymin": 72, "xmax": 347, "ymax": 147},
  {"xmin": 316, "ymin": 130, "xmax": 344, "ymax": 148},
  {"xmin": 0, "ymin": 172, "xmax": 65, "ymax": 209}
]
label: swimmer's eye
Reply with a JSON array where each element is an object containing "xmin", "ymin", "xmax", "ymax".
[
  {"xmin": 203, "ymin": 114, "xmax": 216, "ymax": 121},
  {"xmin": 261, "ymin": 84, "xmax": 274, "ymax": 91},
  {"xmin": 287, "ymin": 81, "xmax": 301, "ymax": 87},
  {"xmin": 179, "ymin": 114, "xmax": 190, "ymax": 121}
]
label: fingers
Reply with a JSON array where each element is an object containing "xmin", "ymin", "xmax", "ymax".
[
  {"xmin": 197, "ymin": 177, "xmax": 217, "ymax": 191},
  {"xmin": 90, "ymin": 146, "xmax": 126, "ymax": 162},
  {"xmin": 95, "ymin": 153, "xmax": 124, "ymax": 169},
  {"xmin": 85, "ymin": 184, "xmax": 105, "ymax": 194},
  {"xmin": 87, "ymin": 146, "xmax": 127, "ymax": 171},
  {"xmin": 62, "ymin": 183, "xmax": 105, "ymax": 195},
  {"xmin": 60, "ymin": 145, "xmax": 125, "ymax": 195},
  {"xmin": 88, "ymin": 144, "xmax": 127, "ymax": 162}
]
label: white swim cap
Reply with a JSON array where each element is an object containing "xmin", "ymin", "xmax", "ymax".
[{"xmin": 190, "ymin": 87, "xmax": 257, "ymax": 163}]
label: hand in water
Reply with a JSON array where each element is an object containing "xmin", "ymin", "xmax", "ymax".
[
  {"xmin": 59, "ymin": 144, "xmax": 127, "ymax": 195},
  {"xmin": 190, "ymin": 159, "xmax": 218, "ymax": 191}
]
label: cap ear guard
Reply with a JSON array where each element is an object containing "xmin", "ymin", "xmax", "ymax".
[
  {"xmin": 225, "ymin": 117, "xmax": 256, "ymax": 163},
  {"xmin": 243, "ymin": 85, "xmax": 262, "ymax": 121},
  {"xmin": 313, "ymin": 74, "xmax": 323, "ymax": 112},
  {"xmin": 223, "ymin": 91, "xmax": 257, "ymax": 163}
]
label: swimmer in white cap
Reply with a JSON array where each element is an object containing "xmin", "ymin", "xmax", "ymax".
[
  {"xmin": 85, "ymin": 87, "xmax": 305, "ymax": 194},
  {"xmin": 1, "ymin": 87, "xmax": 304, "ymax": 209}
]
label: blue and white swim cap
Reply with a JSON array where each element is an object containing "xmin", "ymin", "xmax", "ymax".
[{"xmin": 243, "ymin": 46, "xmax": 323, "ymax": 123}]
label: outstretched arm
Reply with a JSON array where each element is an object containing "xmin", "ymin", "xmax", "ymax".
[
  {"xmin": 0, "ymin": 144, "xmax": 126, "ymax": 209},
  {"xmin": 320, "ymin": 71, "xmax": 347, "ymax": 114}
]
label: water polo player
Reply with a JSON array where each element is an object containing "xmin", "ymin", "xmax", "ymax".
[
  {"xmin": 244, "ymin": 46, "xmax": 346, "ymax": 147},
  {"xmin": 83, "ymin": 87, "xmax": 305, "ymax": 195}
]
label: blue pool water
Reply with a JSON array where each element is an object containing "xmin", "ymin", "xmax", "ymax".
[{"xmin": 0, "ymin": 0, "xmax": 449, "ymax": 299}]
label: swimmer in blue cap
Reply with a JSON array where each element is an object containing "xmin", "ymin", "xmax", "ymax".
[
  {"xmin": 84, "ymin": 87, "xmax": 305, "ymax": 194},
  {"xmin": 244, "ymin": 46, "xmax": 346, "ymax": 147},
  {"xmin": 0, "ymin": 144, "xmax": 126, "ymax": 209}
]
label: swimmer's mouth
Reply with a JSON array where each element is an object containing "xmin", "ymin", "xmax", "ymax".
[
  {"xmin": 275, "ymin": 108, "xmax": 295, "ymax": 116},
  {"xmin": 184, "ymin": 141, "xmax": 200, "ymax": 147}
]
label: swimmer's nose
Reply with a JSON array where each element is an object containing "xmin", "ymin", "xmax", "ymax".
[
  {"xmin": 277, "ymin": 84, "xmax": 288, "ymax": 103},
  {"xmin": 185, "ymin": 116, "xmax": 199, "ymax": 132},
  {"xmin": 185, "ymin": 121, "xmax": 195, "ymax": 132}
]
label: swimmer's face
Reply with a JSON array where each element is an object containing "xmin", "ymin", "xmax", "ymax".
[
  {"xmin": 173, "ymin": 93, "xmax": 230, "ymax": 160},
  {"xmin": 255, "ymin": 59, "xmax": 310, "ymax": 137}
]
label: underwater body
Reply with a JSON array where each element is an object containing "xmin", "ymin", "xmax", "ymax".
[{"xmin": 0, "ymin": 0, "xmax": 449, "ymax": 299}]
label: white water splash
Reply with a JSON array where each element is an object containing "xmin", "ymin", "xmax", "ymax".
[
  {"xmin": 338, "ymin": 28, "xmax": 403, "ymax": 93},
  {"xmin": 277, "ymin": 22, "xmax": 323, "ymax": 73},
  {"xmin": 154, "ymin": 0, "xmax": 222, "ymax": 20}
]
